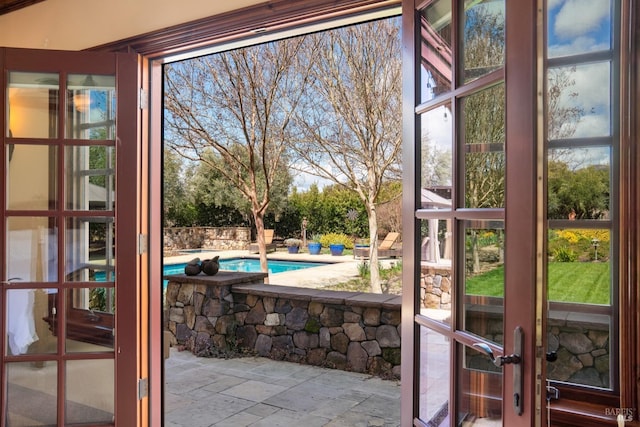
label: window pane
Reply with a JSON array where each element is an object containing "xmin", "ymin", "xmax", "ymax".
[
  {"xmin": 420, "ymin": 0, "xmax": 452, "ymax": 102},
  {"xmin": 6, "ymin": 361, "xmax": 57, "ymax": 426},
  {"xmin": 7, "ymin": 71, "xmax": 59, "ymax": 139},
  {"xmin": 547, "ymin": 0, "xmax": 612, "ymax": 59},
  {"xmin": 462, "ymin": 0, "xmax": 505, "ymax": 84},
  {"xmin": 547, "ymin": 146, "xmax": 610, "ymax": 220},
  {"xmin": 66, "ymin": 359, "xmax": 114, "ymax": 424},
  {"xmin": 66, "ymin": 74, "xmax": 116, "ymax": 140},
  {"xmin": 547, "ymin": 227, "xmax": 612, "ymax": 389},
  {"xmin": 421, "ymin": 105, "xmax": 453, "ymax": 191},
  {"xmin": 420, "ymin": 218, "xmax": 452, "ymax": 324},
  {"xmin": 6, "ymin": 217, "xmax": 58, "ymax": 282},
  {"xmin": 548, "ymin": 229, "xmax": 610, "ymax": 305},
  {"xmin": 65, "ymin": 218, "xmax": 115, "ymax": 282},
  {"xmin": 65, "ymin": 145, "xmax": 115, "ymax": 211},
  {"xmin": 6, "ymin": 288, "xmax": 58, "ymax": 356},
  {"xmin": 66, "ymin": 288, "xmax": 114, "ymax": 352},
  {"xmin": 456, "ymin": 343, "xmax": 502, "ymax": 425},
  {"xmin": 7, "ymin": 145, "xmax": 57, "ymax": 210},
  {"xmin": 463, "ymin": 221, "xmax": 504, "ymax": 344},
  {"xmin": 547, "ymin": 306, "xmax": 612, "ymax": 389},
  {"xmin": 463, "ymin": 84, "xmax": 505, "ymax": 209},
  {"xmin": 419, "ymin": 326, "xmax": 450, "ymax": 423},
  {"xmin": 547, "ymin": 62, "xmax": 611, "ymax": 140}
]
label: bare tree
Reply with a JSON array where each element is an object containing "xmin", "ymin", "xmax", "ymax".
[
  {"xmin": 461, "ymin": 5, "xmax": 506, "ymax": 274},
  {"xmin": 290, "ymin": 18, "xmax": 402, "ymax": 293},
  {"xmin": 164, "ymin": 37, "xmax": 311, "ymax": 277}
]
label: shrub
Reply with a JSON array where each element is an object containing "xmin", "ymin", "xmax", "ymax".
[
  {"xmin": 319, "ymin": 232, "xmax": 354, "ymax": 249},
  {"xmin": 309, "ymin": 233, "xmax": 323, "ymax": 243},
  {"xmin": 284, "ymin": 238, "xmax": 302, "ymax": 247},
  {"xmin": 357, "ymin": 261, "xmax": 370, "ymax": 278},
  {"xmin": 553, "ymin": 246, "xmax": 577, "ymax": 262}
]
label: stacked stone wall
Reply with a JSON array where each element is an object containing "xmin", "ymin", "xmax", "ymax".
[
  {"xmin": 163, "ymin": 227, "xmax": 251, "ymax": 254},
  {"xmin": 546, "ymin": 313, "xmax": 610, "ymax": 388},
  {"xmin": 165, "ymin": 276, "xmax": 401, "ymax": 379},
  {"xmin": 420, "ymin": 265, "xmax": 452, "ymax": 310}
]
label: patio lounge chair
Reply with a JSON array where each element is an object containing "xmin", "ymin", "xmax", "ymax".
[
  {"xmin": 248, "ymin": 229, "xmax": 276, "ymax": 254},
  {"xmin": 354, "ymin": 231, "xmax": 402, "ymax": 259}
]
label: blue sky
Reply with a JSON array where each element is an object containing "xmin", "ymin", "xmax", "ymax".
[{"xmin": 547, "ymin": 0, "xmax": 611, "ymax": 57}]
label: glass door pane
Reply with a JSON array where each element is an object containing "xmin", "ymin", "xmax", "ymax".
[
  {"xmin": 457, "ymin": 343, "xmax": 502, "ymax": 425},
  {"xmin": 463, "ymin": 221, "xmax": 504, "ymax": 343},
  {"xmin": 545, "ymin": 0, "xmax": 618, "ymax": 403},
  {"xmin": 6, "ymin": 72, "xmax": 59, "ymax": 139}
]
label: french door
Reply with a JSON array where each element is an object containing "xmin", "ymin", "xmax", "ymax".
[
  {"xmin": 0, "ymin": 48, "xmax": 143, "ymax": 426},
  {"xmin": 403, "ymin": 0, "xmax": 635, "ymax": 426}
]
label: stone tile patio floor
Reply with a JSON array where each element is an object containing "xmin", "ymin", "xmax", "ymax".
[
  {"xmin": 164, "ymin": 347, "xmax": 401, "ymax": 427},
  {"xmin": 164, "ymin": 249, "xmax": 401, "ymax": 426}
]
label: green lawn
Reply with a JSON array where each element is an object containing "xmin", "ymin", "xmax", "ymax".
[{"xmin": 465, "ymin": 262, "xmax": 610, "ymax": 305}]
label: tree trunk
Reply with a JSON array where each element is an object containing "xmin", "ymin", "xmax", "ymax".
[
  {"xmin": 472, "ymin": 230, "xmax": 480, "ymax": 274},
  {"xmin": 368, "ymin": 203, "xmax": 383, "ymax": 294},
  {"xmin": 253, "ymin": 212, "xmax": 270, "ymax": 284}
]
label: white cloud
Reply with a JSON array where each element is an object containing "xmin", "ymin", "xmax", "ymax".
[
  {"xmin": 572, "ymin": 61, "xmax": 610, "ymax": 109},
  {"xmin": 421, "ymin": 105, "xmax": 452, "ymax": 151},
  {"xmin": 293, "ymin": 171, "xmax": 333, "ymax": 192},
  {"xmin": 573, "ymin": 113, "xmax": 610, "ymax": 139},
  {"xmin": 554, "ymin": 61, "xmax": 610, "ymax": 138},
  {"xmin": 548, "ymin": 36, "xmax": 609, "ymax": 57},
  {"xmin": 553, "ymin": 0, "xmax": 609, "ymax": 39}
]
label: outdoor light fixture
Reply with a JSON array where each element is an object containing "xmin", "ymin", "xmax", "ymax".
[{"xmin": 591, "ymin": 238, "xmax": 600, "ymax": 261}]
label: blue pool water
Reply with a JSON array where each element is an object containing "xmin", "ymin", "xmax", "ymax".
[
  {"xmin": 165, "ymin": 257, "xmax": 328, "ymax": 275},
  {"xmin": 96, "ymin": 258, "xmax": 328, "ymax": 283}
]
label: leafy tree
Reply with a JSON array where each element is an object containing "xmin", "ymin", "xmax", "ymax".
[
  {"xmin": 163, "ymin": 148, "xmax": 198, "ymax": 226},
  {"xmin": 548, "ymin": 162, "xmax": 609, "ymax": 220},
  {"xmin": 287, "ymin": 184, "xmax": 369, "ymax": 240}
]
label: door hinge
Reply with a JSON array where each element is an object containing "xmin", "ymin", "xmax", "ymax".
[
  {"xmin": 139, "ymin": 88, "xmax": 148, "ymax": 110},
  {"xmin": 138, "ymin": 378, "xmax": 148, "ymax": 400},
  {"xmin": 138, "ymin": 234, "xmax": 148, "ymax": 254}
]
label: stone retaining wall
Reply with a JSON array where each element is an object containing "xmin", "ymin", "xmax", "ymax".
[
  {"xmin": 420, "ymin": 264, "xmax": 452, "ymax": 310},
  {"xmin": 546, "ymin": 310, "xmax": 610, "ymax": 388},
  {"xmin": 164, "ymin": 273, "xmax": 402, "ymax": 379},
  {"xmin": 164, "ymin": 227, "xmax": 251, "ymax": 254}
]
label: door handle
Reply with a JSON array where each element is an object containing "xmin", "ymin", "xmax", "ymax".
[
  {"xmin": 473, "ymin": 342, "xmax": 521, "ymax": 367},
  {"xmin": 473, "ymin": 326, "xmax": 524, "ymax": 416}
]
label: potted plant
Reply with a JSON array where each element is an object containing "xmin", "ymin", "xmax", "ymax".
[
  {"xmin": 319, "ymin": 232, "xmax": 351, "ymax": 256},
  {"xmin": 307, "ymin": 234, "xmax": 322, "ymax": 255},
  {"xmin": 284, "ymin": 238, "xmax": 302, "ymax": 254},
  {"xmin": 329, "ymin": 242, "xmax": 345, "ymax": 256}
]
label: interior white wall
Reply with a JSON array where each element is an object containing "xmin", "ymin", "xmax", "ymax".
[{"xmin": 0, "ymin": 0, "xmax": 264, "ymax": 50}]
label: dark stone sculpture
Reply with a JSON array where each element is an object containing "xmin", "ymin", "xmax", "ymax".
[
  {"xmin": 184, "ymin": 258, "xmax": 202, "ymax": 276},
  {"xmin": 201, "ymin": 256, "xmax": 220, "ymax": 276}
]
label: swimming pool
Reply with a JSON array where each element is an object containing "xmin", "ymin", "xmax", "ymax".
[
  {"xmin": 96, "ymin": 257, "xmax": 328, "ymax": 282},
  {"xmin": 164, "ymin": 257, "xmax": 328, "ymax": 275}
]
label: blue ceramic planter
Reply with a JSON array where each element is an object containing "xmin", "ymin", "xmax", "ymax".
[
  {"xmin": 329, "ymin": 244, "xmax": 345, "ymax": 256},
  {"xmin": 308, "ymin": 242, "xmax": 322, "ymax": 255}
]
